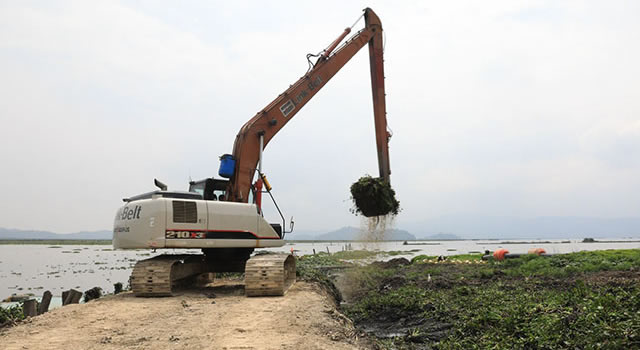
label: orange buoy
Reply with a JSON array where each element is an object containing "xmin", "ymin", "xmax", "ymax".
[
  {"xmin": 493, "ymin": 248, "xmax": 509, "ymax": 261},
  {"xmin": 528, "ymin": 248, "xmax": 546, "ymax": 255}
]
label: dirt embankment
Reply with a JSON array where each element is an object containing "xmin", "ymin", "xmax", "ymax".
[{"xmin": 0, "ymin": 281, "xmax": 370, "ymax": 350}]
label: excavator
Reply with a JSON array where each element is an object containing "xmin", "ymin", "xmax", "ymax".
[{"xmin": 113, "ymin": 8, "xmax": 392, "ymax": 297}]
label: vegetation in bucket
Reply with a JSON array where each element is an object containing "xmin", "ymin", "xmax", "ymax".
[{"xmin": 350, "ymin": 175, "xmax": 400, "ymax": 217}]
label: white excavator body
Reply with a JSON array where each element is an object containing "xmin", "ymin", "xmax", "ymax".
[
  {"xmin": 113, "ymin": 189, "xmax": 293, "ymax": 297},
  {"xmin": 113, "ymin": 193, "xmax": 285, "ymax": 250}
]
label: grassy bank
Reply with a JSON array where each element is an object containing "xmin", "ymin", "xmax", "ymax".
[
  {"xmin": 0, "ymin": 239, "xmax": 112, "ymax": 245},
  {"xmin": 305, "ymin": 249, "xmax": 640, "ymax": 349},
  {"xmin": 0, "ymin": 304, "xmax": 25, "ymax": 328}
]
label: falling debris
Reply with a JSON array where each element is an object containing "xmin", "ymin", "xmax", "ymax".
[
  {"xmin": 350, "ymin": 175, "xmax": 400, "ymax": 217},
  {"xmin": 358, "ymin": 215, "xmax": 394, "ymax": 242}
]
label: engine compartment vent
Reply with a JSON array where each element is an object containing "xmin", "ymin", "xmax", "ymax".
[{"xmin": 173, "ymin": 201, "xmax": 197, "ymax": 223}]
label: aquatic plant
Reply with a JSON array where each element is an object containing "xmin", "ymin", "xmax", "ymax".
[
  {"xmin": 0, "ymin": 304, "xmax": 25, "ymax": 327},
  {"xmin": 350, "ymin": 175, "xmax": 400, "ymax": 217},
  {"xmin": 342, "ymin": 249, "xmax": 640, "ymax": 349}
]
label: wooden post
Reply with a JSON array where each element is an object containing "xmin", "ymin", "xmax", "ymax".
[
  {"xmin": 114, "ymin": 282, "xmax": 123, "ymax": 294},
  {"xmin": 313, "ymin": 249, "xmax": 316, "ymax": 255},
  {"xmin": 38, "ymin": 291, "xmax": 52, "ymax": 315},
  {"xmin": 62, "ymin": 289, "xmax": 82, "ymax": 305},
  {"xmin": 326, "ymin": 246, "xmax": 330, "ymax": 254},
  {"xmin": 23, "ymin": 299, "xmax": 37, "ymax": 317}
]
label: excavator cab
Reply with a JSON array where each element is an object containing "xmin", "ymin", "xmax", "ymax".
[{"xmin": 188, "ymin": 178, "xmax": 229, "ymax": 201}]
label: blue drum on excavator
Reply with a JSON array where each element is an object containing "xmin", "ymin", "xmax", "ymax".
[{"xmin": 218, "ymin": 154, "xmax": 236, "ymax": 178}]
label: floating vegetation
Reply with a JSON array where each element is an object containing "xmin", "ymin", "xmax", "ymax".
[
  {"xmin": 350, "ymin": 175, "xmax": 400, "ymax": 217},
  {"xmin": 341, "ymin": 250, "xmax": 640, "ymax": 349}
]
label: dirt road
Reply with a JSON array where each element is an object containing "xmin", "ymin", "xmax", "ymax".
[{"xmin": 0, "ymin": 281, "xmax": 369, "ymax": 350}]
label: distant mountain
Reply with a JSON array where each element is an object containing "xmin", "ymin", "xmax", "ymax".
[
  {"xmin": 287, "ymin": 233, "xmax": 320, "ymax": 241},
  {"xmin": 403, "ymin": 215, "xmax": 640, "ymax": 239},
  {"xmin": 6, "ymin": 215, "xmax": 638, "ymax": 241},
  {"xmin": 0, "ymin": 228, "xmax": 112, "ymax": 240},
  {"xmin": 313, "ymin": 226, "xmax": 416, "ymax": 241},
  {"xmin": 420, "ymin": 233, "xmax": 461, "ymax": 240},
  {"xmin": 285, "ymin": 229, "xmax": 325, "ymax": 241}
]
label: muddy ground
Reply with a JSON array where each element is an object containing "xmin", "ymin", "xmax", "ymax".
[{"xmin": 0, "ymin": 281, "xmax": 372, "ymax": 350}]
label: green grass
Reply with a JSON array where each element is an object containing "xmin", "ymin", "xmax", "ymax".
[
  {"xmin": 331, "ymin": 250, "xmax": 380, "ymax": 260},
  {"xmin": 0, "ymin": 303, "xmax": 25, "ymax": 326},
  {"xmin": 340, "ymin": 249, "xmax": 640, "ymax": 349},
  {"xmin": 502, "ymin": 249, "xmax": 640, "ymax": 277},
  {"xmin": 295, "ymin": 252, "xmax": 352, "ymax": 301},
  {"xmin": 430, "ymin": 282, "xmax": 640, "ymax": 349}
]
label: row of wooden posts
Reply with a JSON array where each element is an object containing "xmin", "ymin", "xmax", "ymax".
[
  {"xmin": 309, "ymin": 243, "xmax": 353, "ymax": 255},
  {"xmin": 22, "ymin": 288, "xmax": 85, "ymax": 317},
  {"xmin": 21, "ymin": 283, "xmax": 122, "ymax": 318}
]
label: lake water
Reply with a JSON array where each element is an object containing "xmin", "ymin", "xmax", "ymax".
[{"xmin": 1, "ymin": 239, "xmax": 639, "ymax": 308}]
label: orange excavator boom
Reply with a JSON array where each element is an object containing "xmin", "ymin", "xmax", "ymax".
[{"xmin": 227, "ymin": 8, "xmax": 391, "ymax": 202}]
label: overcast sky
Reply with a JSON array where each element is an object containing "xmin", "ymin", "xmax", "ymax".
[{"xmin": 1, "ymin": 0, "xmax": 639, "ymax": 233}]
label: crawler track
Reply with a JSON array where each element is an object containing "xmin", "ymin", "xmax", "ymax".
[
  {"xmin": 130, "ymin": 255, "xmax": 207, "ymax": 297},
  {"xmin": 244, "ymin": 254, "xmax": 296, "ymax": 297},
  {"xmin": 130, "ymin": 253, "xmax": 296, "ymax": 297}
]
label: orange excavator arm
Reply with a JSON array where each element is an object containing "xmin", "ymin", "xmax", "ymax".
[{"xmin": 227, "ymin": 8, "xmax": 391, "ymax": 202}]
